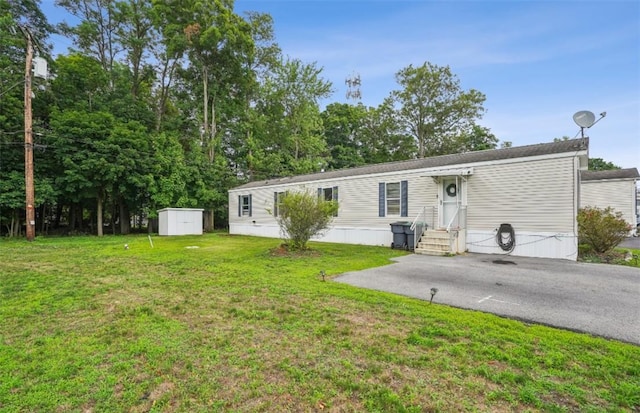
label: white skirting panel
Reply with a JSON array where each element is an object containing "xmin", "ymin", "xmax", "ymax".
[
  {"xmin": 229, "ymin": 223, "xmax": 281, "ymax": 239},
  {"xmin": 229, "ymin": 224, "xmax": 393, "ymax": 247},
  {"xmin": 312, "ymin": 226, "xmax": 392, "ymax": 247},
  {"xmin": 229, "ymin": 224, "xmax": 578, "ymax": 260},
  {"xmin": 465, "ymin": 230, "xmax": 578, "ymax": 261}
]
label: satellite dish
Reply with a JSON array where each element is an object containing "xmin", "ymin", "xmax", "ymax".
[{"xmin": 573, "ymin": 110, "xmax": 596, "ymax": 128}]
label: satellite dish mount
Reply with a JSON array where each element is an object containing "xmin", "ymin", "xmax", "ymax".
[{"xmin": 573, "ymin": 110, "xmax": 606, "ymax": 139}]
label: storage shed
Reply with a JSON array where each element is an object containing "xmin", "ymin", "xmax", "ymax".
[{"xmin": 158, "ymin": 208, "xmax": 204, "ymax": 236}]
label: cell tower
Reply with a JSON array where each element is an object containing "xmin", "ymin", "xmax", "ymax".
[{"xmin": 345, "ymin": 72, "xmax": 361, "ymax": 101}]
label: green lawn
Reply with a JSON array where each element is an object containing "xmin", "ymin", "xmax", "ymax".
[{"xmin": 1, "ymin": 234, "xmax": 638, "ymax": 412}]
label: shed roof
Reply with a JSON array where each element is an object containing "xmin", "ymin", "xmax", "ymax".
[
  {"xmin": 581, "ymin": 168, "xmax": 640, "ymax": 181},
  {"xmin": 233, "ymin": 138, "xmax": 589, "ymax": 190}
]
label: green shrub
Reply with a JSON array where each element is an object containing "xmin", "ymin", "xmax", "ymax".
[
  {"xmin": 275, "ymin": 190, "xmax": 338, "ymax": 251},
  {"xmin": 577, "ymin": 207, "xmax": 630, "ymax": 254}
]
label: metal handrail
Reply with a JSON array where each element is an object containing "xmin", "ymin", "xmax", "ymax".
[
  {"xmin": 411, "ymin": 207, "xmax": 426, "ymax": 251},
  {"xmin": 410, "ymin": 207, "xmax": 425, "ymax": 231},
  {"xmin": 445, "ymin": 205, "xmax": 460, "ymax": 232},
  {"xmin": 411, "ymin": 206, "xmax": 436, "ymax": 251}
]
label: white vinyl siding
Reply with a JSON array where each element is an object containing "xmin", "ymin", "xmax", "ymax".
[
  {"xmin": 228, "ymin": 150, "xmax": 583, "ymax": 259},
  {"xmin": 229, "ymin": 173, "xmax": 437, "ymax": 230},
  {"xmin": 581, "ymin": 179, "xmax": 637, "ymax": 229},
  {"xmin": 466, "ymin": 157, "xmax": 576, "ymax": 232},
  {"xmin": 230, "ymin": 157, "xmax": 576, "ymax": 233}
]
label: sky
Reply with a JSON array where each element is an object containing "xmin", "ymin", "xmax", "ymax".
[{"xmin": 43, "ymin": 0, "xmax": 640, "ymax": 169}]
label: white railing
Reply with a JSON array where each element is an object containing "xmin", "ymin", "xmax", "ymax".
[
  {"xmin": 446, "ymin": 206, "xmax": 460, "ymax": 231},
  {"xmin": 445, "ymin": 205, "xmax": 467, "ymax": 232},
  {"xmin": 446, "ymin": 206, "xmax": 467, "ymax": 253},
  {"xmin": 411, "ymin": 206, "xmax": 436, "ymax": 250}
]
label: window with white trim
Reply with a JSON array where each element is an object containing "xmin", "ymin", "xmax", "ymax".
[
  {"xmin": 318, "ymin": 186, "xmax": 339, "ymax": 216},
  {"xmin": 274, "ymin": 191, "xmax": 286, "ymax": 217},
  {"xmin": 238, "ymin": 194, "xmax": 252, "ymax": 217},
  {"xmin": 386, "ymin": 182, "xmax": 400, "ymax": 216},
  {"xmin": 379, "ymin": 180, "xmax": 408, "ymax": 217}
]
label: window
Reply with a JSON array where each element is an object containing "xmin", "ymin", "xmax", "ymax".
[
  {"xmin": 238, "ymin": 194, "xmax": 252, "ymax": 217},
  {"xmin": 273, "ymin": 191, "xmax": 286, "ymax": 217},
  {"xmin": 379, "ymin": 181, "xmax": 408, "ymax": 217},
  {"xmin": 386, "ymin": 183, "xmax": 400, "ymax": 215},
  {"xmin": 318, "ymin": 186, "xmax": 339, "ymax": 216}
]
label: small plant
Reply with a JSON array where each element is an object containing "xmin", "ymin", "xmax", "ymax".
[
  {"xmin": 274, "ymin": 189, "xmax": 338, "ymax": 251},
  {"xmin": 577, "ymin": 207, "xmax": 630, "ymax": 255}
]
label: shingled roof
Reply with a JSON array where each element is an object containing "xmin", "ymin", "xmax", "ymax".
[
  {"xmin": 233, "ymin": 138, "xmax": 589, "ymax": 190},
  {"xmin": 581, "ymin": 168, "xmax": 639, "ymax": 181}
]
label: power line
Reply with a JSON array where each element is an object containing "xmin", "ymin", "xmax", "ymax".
[{"xmin": 0, "ymin": 80, "xmax": 24, "ymax": 98}]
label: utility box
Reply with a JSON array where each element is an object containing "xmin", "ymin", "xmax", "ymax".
[{"xmin": 158, "ymin": 208, "xmax": 204, "ymax": 236}]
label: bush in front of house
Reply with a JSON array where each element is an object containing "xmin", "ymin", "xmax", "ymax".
[
  {"xmin": 577, "ymin": 206, "xmax": 630, "ymax": 255},
  {"xmin": 275, "ymin": 190, "xmax": 338, "ymax": 251}
]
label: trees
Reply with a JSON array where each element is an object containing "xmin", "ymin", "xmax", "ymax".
[
  {"xmin": 588, "ymin": 158, "xmax": 621, "ymax": 171},
  {"xmin": 321, "ymin": 101, "xmax": 417, "ymax": 170},
  {"xmin": 321, "ymin": 103, "xmax": 367, "ymax": 169},
  {"xmin": 390, "ymin": 62, "xmax": 486, "ymax": 158},
  {"xmin": 250, "ymin": 58, "xmax": 332, "ymax": 178},
  {"xmin": 0, "ymin": 0, "xmax": 54, "ymax": 236},
  {"xmin": 455, "ymin": 125, "xmax": 498, "ymax": 152},
  {"xmin": 274, "ymin": 190, "xmax": 338, "ymax": 251},
  {"xmin": 50, "ymin": 111, "xmax": 119, "ymax": 236},
  {"xmin": 1, "ymin": 1, "xmax": 516, "ymax": 237}
]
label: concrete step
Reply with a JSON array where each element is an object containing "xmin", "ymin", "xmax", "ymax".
[
  {"xmin": 422, "ymin": 230, "xmax": 450, "ymax": 240},
  {"xmin": 415, "ymin": 247, "xmax": 448, "ymax": 256},
  {"xmin": 417, "ymin": 241, "xmax": 449, "ymax": 251},
  {"xmin": 415, "ymin": 229, "xmax": 452, "ymax": 255}
]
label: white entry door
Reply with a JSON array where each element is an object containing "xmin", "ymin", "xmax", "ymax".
[{"xmin": 441, "ymin": 178, "xmax": 459, "ymax": 228}]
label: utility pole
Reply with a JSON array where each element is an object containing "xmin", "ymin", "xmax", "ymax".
[{"xmin": 23, "ymin": 27, "xmax": 35, "ymax": 241}]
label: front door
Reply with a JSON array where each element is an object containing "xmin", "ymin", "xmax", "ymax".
[{"xmin": 441, "ymin": 178, "xmax": 459, "ymax": 229}]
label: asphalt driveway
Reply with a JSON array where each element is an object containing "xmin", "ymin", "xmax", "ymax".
[{"xmin": 335, "ymin": 253, "xmax": 640, "ymax": 345}]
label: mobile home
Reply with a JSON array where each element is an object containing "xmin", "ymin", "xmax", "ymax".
[
  {"xmin": 229, "ymin": 139, "xmax": 590, "ymax": 260},
  {"xmin": 580, "ymin": 168, "xmax": 639, "ymax": 235}
]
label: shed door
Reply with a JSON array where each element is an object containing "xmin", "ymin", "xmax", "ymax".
[{"xmin": 441, "ymin": 178, "xmax": 459, "ymax": 228}]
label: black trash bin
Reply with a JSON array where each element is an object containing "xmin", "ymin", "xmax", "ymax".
[
  {"xmin": 404, "ymin": 224, "xmax": 415, "ymax": 250},
  {"xmin": 390, "ymin": 222, "xmax": 410, "ymax": 249}
]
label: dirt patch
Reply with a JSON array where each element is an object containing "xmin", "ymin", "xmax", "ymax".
[{"xmin": 148, "ymin": 381, "xmax": 175, "ymax": 401}]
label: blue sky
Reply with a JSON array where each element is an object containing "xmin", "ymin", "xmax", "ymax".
[{"xmin": 43, "ymin": 0, "xmax": 640, "ymax": 168}]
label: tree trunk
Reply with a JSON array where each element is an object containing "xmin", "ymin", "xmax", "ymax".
[
  {"xmin": 155, "ymin": 58, "xmax": 178, "ymax": 132},
  {"xmin": 10, "ymin": 210, "xmax": 17, "ymax": 237},
  {"xmin": 147, "ymin": 217, "xmax": 156, "ymax": 234},
  {"xmin": 209, "ymin": 95, "xmax": 216, "ymax": 162},
  {"xmin": 119, "ymin": 201, "xmax": 131, "ymax": 235},
  {"xmin": 39, "ymin": 204, "xmax": 46, "ymax": 235},
  {"xmin": 54, "ymin": 202, "xmax": 62, "ymax": 228},
  {"xmin": 97, "ymin": 193, "xmax": 104, "ymax": 237},
  {"xmin": 111, "ymin": 199, "xmax": 117, "ymax": 235},
  {"xmin": 203, "ymin": 209, "xmax": 214, "ymax": 232},
  {"xmin": 202, "ymin": 65, "xmax": 209, "ymax": 148},
  {"xmin": 69, "ymin": 204, "xmax": 76, "ymax": 232}
]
